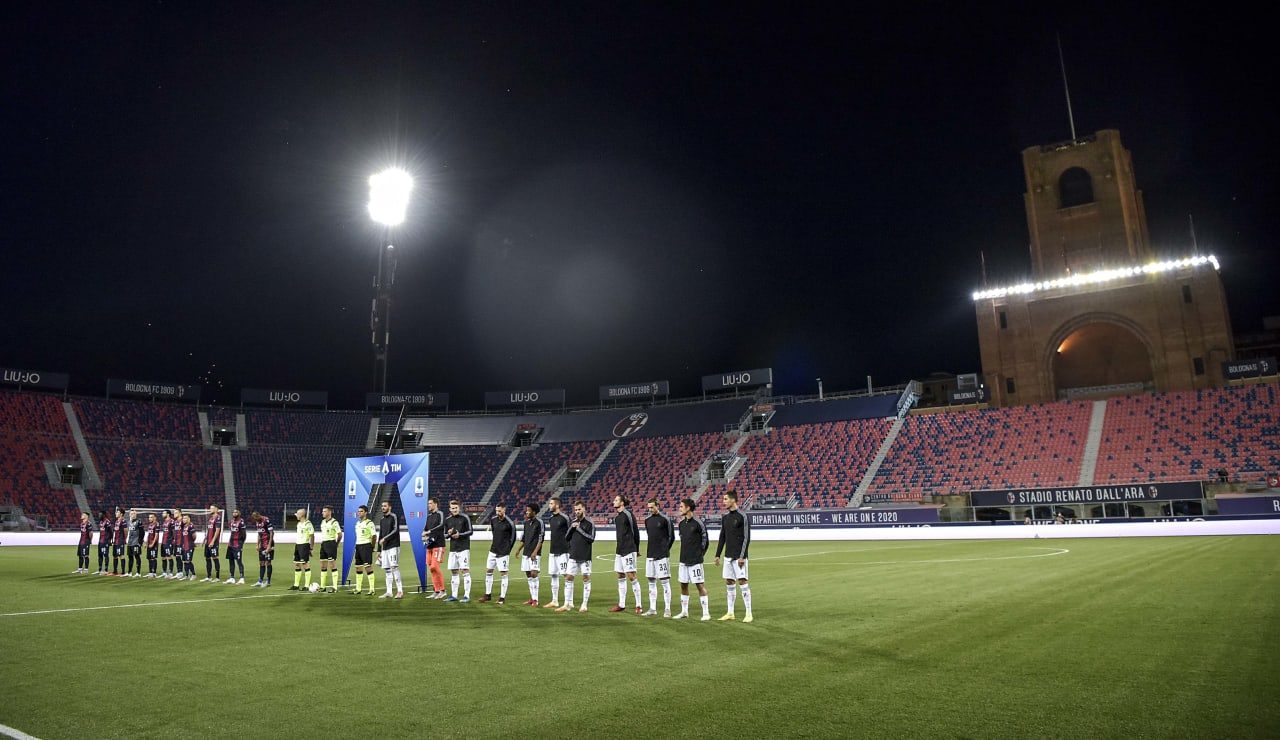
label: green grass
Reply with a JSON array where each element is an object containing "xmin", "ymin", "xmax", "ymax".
[{"xmin": 1, "ymin": 538, "xmax": 1278, "ymax": 739}]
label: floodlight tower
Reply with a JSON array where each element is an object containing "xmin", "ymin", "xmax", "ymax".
[{"xmin": 368, "ymin": 168, "xmax": 413, "ymax": 393}]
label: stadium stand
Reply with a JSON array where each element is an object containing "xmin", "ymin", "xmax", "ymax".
[
  {"xmin": 74, "ymin": 398, "xmax": 203, "ymax": 442},
  {"xmin": 418, "ymin": 445, "xmax": 510, "ymax": 505},
  {"xmin": 581, "ymin": 432, "xmax": 723, "ymax": 512},
  {"xmin": 1093, "ymin": 384, "xmax": 1280, "ymax": 482},
  {"xmin": 731, "ymin": 418, "xmax": 894, "ymax": 508},
  {"xmin": 244, "ymin": 408, "xmax": 369, "ymax": 447},
  {"xmin": 493, "ymin": 440, "xmax": 608, "ymax": 513},
  {"xmin": 5, "ymin": 382, "xmax": 1279, "ymax": 529},
  {"xmin": 872, "ymin": 401, "xmax": 1093, "ymax": 497},
  {"xmin": 0, "ymin": 390, "xmax": 82, "ymax": 529}
]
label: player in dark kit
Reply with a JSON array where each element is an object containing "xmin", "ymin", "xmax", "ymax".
[
  {"xmin": 252, "ymin": 512, "xmax": 274, "ymax": 587},
  {"xmin": 159, "ymin": 510, "xmax": 176, "ymax": 578},
  {"xmin": 675, "ymin": 497, "xmax": 711, "ymax": 620},
  {"xmin": 376, "ymin": 500, "xmax": 403, "ymax": 599},
  {"xmin": 479, "ymin": 503, "xmax": 516, "ymax": 604},
  {"xmin": 442, "ymin": 500, "xmax": 473, "ymax": 602},
  {"xmin": 714, "ymin": 490, "xmax": 753, "ymax": 623},
  {"xmin": 512, "ymin": 503, "xmax": 544, "ymax": 606},
  {"xmin": 111, "ymin": 507, "xmax": 127, "ymax": 575},
  {"xmin": 643, "ymin": 498, "xmax": 676, "ymax": 617},
  {"xmin": 95, "ymin": 510, "xmax": 112, "ymax": 575},
  {"xmin": 557, "ymin": 501, "xmax": 595, "ymax": 613},
  {"xmin": 421, "ymin": 497, "xmax": 446, "ymax": 598},
  {"xmin": 75, "ymin": 512, "xmax": 92, "ymax": 573},
  {"xmin": 179, "ymin": 513, "xmax": 198, "ymax": 580},
  {"xmin": 125, "ymin": 509, "xmax": 143, "ymax": 577},
  {"xmin": 144, "ymin": 513, "xmax": 160, "ymax": 577},
  {"xmin": 202, "ymin": 504, "xmax": 222, "ymax": 582},
  {"xmin": 223, "ymin": 509, "xmax": 247, "ymax": 584},
  {"xmin": 610, "ymin": 495, "xmax": 643, "ymax": 614},
  {"xmin": 541, "ymin": 497, "xmax": 572, "ymax": 609}
]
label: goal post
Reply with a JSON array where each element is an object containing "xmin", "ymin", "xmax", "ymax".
[{"xmin": 129, "ymin": 507, "xmax": 226, "ymax": 542}]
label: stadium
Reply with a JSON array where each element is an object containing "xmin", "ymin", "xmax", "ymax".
[{"xmin": 4, "ymin": 6, "xmax": 1279, "ymax": 740}]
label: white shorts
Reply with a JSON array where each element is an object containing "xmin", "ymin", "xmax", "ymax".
[
  {"xmin": 568, "ymin": 559, "xmax": 592, "ymax": 577},
  {"xmin": 486, "ymin": 552, "xmax": 510, "ymax": 572},
  {"xmin": 722, "ymin": 558, "xmax": 749, "ymax": 581},
  {"xmin": 547, "ymin": 553, "xmax": 569, "ymax": 576},
  {"xmin": 614, "ymin": 552, "xmax": 638, "ymax": 573},
  {"xmin": 645, "ymin": 557, "xmax": 671, "ymax": 579},
  {"xmin": 378, "ymin": 547, "xmax": 399, "ymax": 570},
  {"xmin": 521, "ymin": 555, "xmax": 540, "ymax": 573},
  {"xmin": 678, "ymin": 563, "xmax": 705, "ymax": 584},
  {"xmin": 448, "ymin": 551, "xmax": 471, "ymax": 571}
]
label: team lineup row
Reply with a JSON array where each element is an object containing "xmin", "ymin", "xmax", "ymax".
[{"xmin": 72, "ymin": 491, "xmax": 755, "ymax": 622}]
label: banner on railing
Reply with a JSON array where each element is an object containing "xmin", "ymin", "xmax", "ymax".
[{"xmin": 971, "ymin": 481, "xmax": 1205, "ymax": 507}]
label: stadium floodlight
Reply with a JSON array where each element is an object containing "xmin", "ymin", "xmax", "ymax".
[
  {"xmin": 971, "ymin": 253, "xmax": 1219, "ymax": 301},
  {"xmin": 368, "ymin": 168, "xmax": 414, "ymax": 226}
]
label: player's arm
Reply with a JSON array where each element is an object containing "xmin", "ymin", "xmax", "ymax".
[
  {"xmin": 698, "ymin": 520, "xmax": 709, "ymax": 556},
  {"xmin": 459, "ymin": 515, "xmax": 472, "ymax": 538},
  {"xmin": 581, "ymin": 519, "xmax": 596, "ymax": 542},
  {"xmin": 714, "ymin": 520, "xmax": 726, "ymax": 561},
  {"xmin": 336, "ymin": 523, "xmax": 343, "ymax": 544},
  {"xmin": 739, "ymin": 515, "xmax": 750, "ymax": 562},
  {"xmin": 533, "ymin": 520, "xmax": 544, "ymax": 558}
]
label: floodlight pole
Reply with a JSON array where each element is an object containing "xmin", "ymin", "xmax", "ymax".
[{"xmin": 372, "ymin": 240, "xmax": 396, "ymax": 394}]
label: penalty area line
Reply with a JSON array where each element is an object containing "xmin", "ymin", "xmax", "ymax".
[
  {"xmin": 1, "ymin": 722, "xmax": 42, "ymax": 740},
  {"xmin": 0, "ymin": 592, "xmax": 293, "ymax": 618}
]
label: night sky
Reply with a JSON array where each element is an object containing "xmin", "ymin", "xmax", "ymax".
[{"xmin": 2, "ymin": 4, "xmax": 1273, "ymax": 408}]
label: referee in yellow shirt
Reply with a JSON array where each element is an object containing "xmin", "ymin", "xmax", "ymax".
[
  {"xmin": 292, "ymin": 508, "xmax": 315, "ymax": 591},
  {"xmin": 318, "ymin": 506, "xmax": 343, "ymax": 593}
]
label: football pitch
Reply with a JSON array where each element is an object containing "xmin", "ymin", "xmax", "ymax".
[{"xmin": 1, "ymin": 537, "xmax": 1277, "ymax": 739}]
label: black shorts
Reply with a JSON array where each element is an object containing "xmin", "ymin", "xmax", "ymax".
[
  {"xmin": 354, "ymin": 543, "xmax": 374, "ymax": 566},
  {"xmin": 78, "ymin": 544, "xmax": 90, "ymax": 557},
  {"xmin": 113, "ymin": 545, "xmax": 125, "ymax": 557},
  {"xmin": 227, "ymin": 546, "xmax": 242, "ymax": 563},
  {"xmin": 293, "ymin": 544, "xmax": 312, "ymax": 563},
  {"xmin": 98, "ymin": 543, "xmax": 110, "ymax": 554},
  {"xmin": 129, "ymin": 545, "xmax": 141, "ymax": 555},
  {"xmin": 258, "ymin": 547, "xmax": 274, "ymax": 562},
  {"xmin": 204, "ymin": 545, "xmax": 220, "ymax": 558},
  {"xmin": 319, "ymin": 541, "xmax": 338, "ymax": 560},
  {"xmin": 146, "ymin": 545, "xmax": 158, "ymax": 559},
  {"xmin": 181, "ymin": 548, "xmax": 194, "ymax": 563},
  {"xmin": 161, "ymin": 544, "xmax": 174, "ymax": 557}
]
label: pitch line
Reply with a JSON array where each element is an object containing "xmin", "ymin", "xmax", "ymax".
[
  {"xmin": 760, "ymin": 546, "xmax": 1071, "ymax": 566},
  {"xmin": 0, "ymin": 723, "xmax": 42, "ymax": 740},
  {"xmin": 0, "ymin": 592, "xmax": 292, "ymax": 618}
]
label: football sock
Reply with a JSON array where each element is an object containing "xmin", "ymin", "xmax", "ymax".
[
  {"xmin": 486, "ymin": 573, "xmax": 494, "ymax": 596},
  {"xmin": 463, "ymin": 574, "xmax": 472, "ymax": 598},
  {"xmin": 551, "ymin": 575, "xmax": 560, "ymax": 603},
  {"xmin": 741, "ymin": 584, "xmax": 752, "ymax": 612},
  {"xmin": 564, "ymin": 582, "xmax": 575, "ymax": 606},
  {"xmin": 662, "ymin": 580, "xmax": 672, "ymax": 611},
  {"xmin": 700, "ymin": 595, "xmax": 709, "ymax": 615},
  {"xmin": 266, "ymin": 563, "xmax": 273, "ymax": 582},
  {"xmin": 294, "ymin": 571, "xmax": 301, "ymax": 587},
  {"xmin": 680, "ymin": 595, "xmax": 689, "ymax": 614},
  {"xmin": 392, "ymin": 568, "xmax": 402, "ymax": 591},
  {"xmin": 305, "ymin": 569, "xmax": 313, "ymax": 588},
  {"xmin": 726, "ymin": 586, "xmax": 737, "ymax": 614},
  {"xmin": 451, "ymin": 574, "xmax": 460, "ymax": 597},
  {"xmin": 649, "ymin": 582, "xmax": 658, "ymax": 610},
  {"xmin": 582, "ymin": 581, "xmax": 591, "ymax": 607},
  {"xmin": 500, "ymin": 574, "xmax": 508, "ymax": 599},
  {"xmin": 355, "ymin": 573, "xmax": 364, "ymax": 591},
  {"xmin": 214, "ymin": 560, "xmax": 220, "ymax": 578},
  {"xmin": 631, "ymin": 579, "xmax": 642, "ymax": 606},
  {"xmin": 617, "ymin": 578, "xmax": 627, "ymax": 607}
]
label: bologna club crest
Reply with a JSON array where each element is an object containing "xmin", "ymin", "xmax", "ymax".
[{"xmin": 613, "ymin": 412, "xmax": 649, "ymax": 438}]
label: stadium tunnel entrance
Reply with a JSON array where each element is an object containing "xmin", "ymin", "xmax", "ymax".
[{"xmin": 1051, "ymin": 321, "xmax": 1154, "ymax": 399}]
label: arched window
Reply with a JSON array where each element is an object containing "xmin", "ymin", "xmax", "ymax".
[{"xmin": 1058, "ymin": 167, "xmax": 1093, "ymax": 208}]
